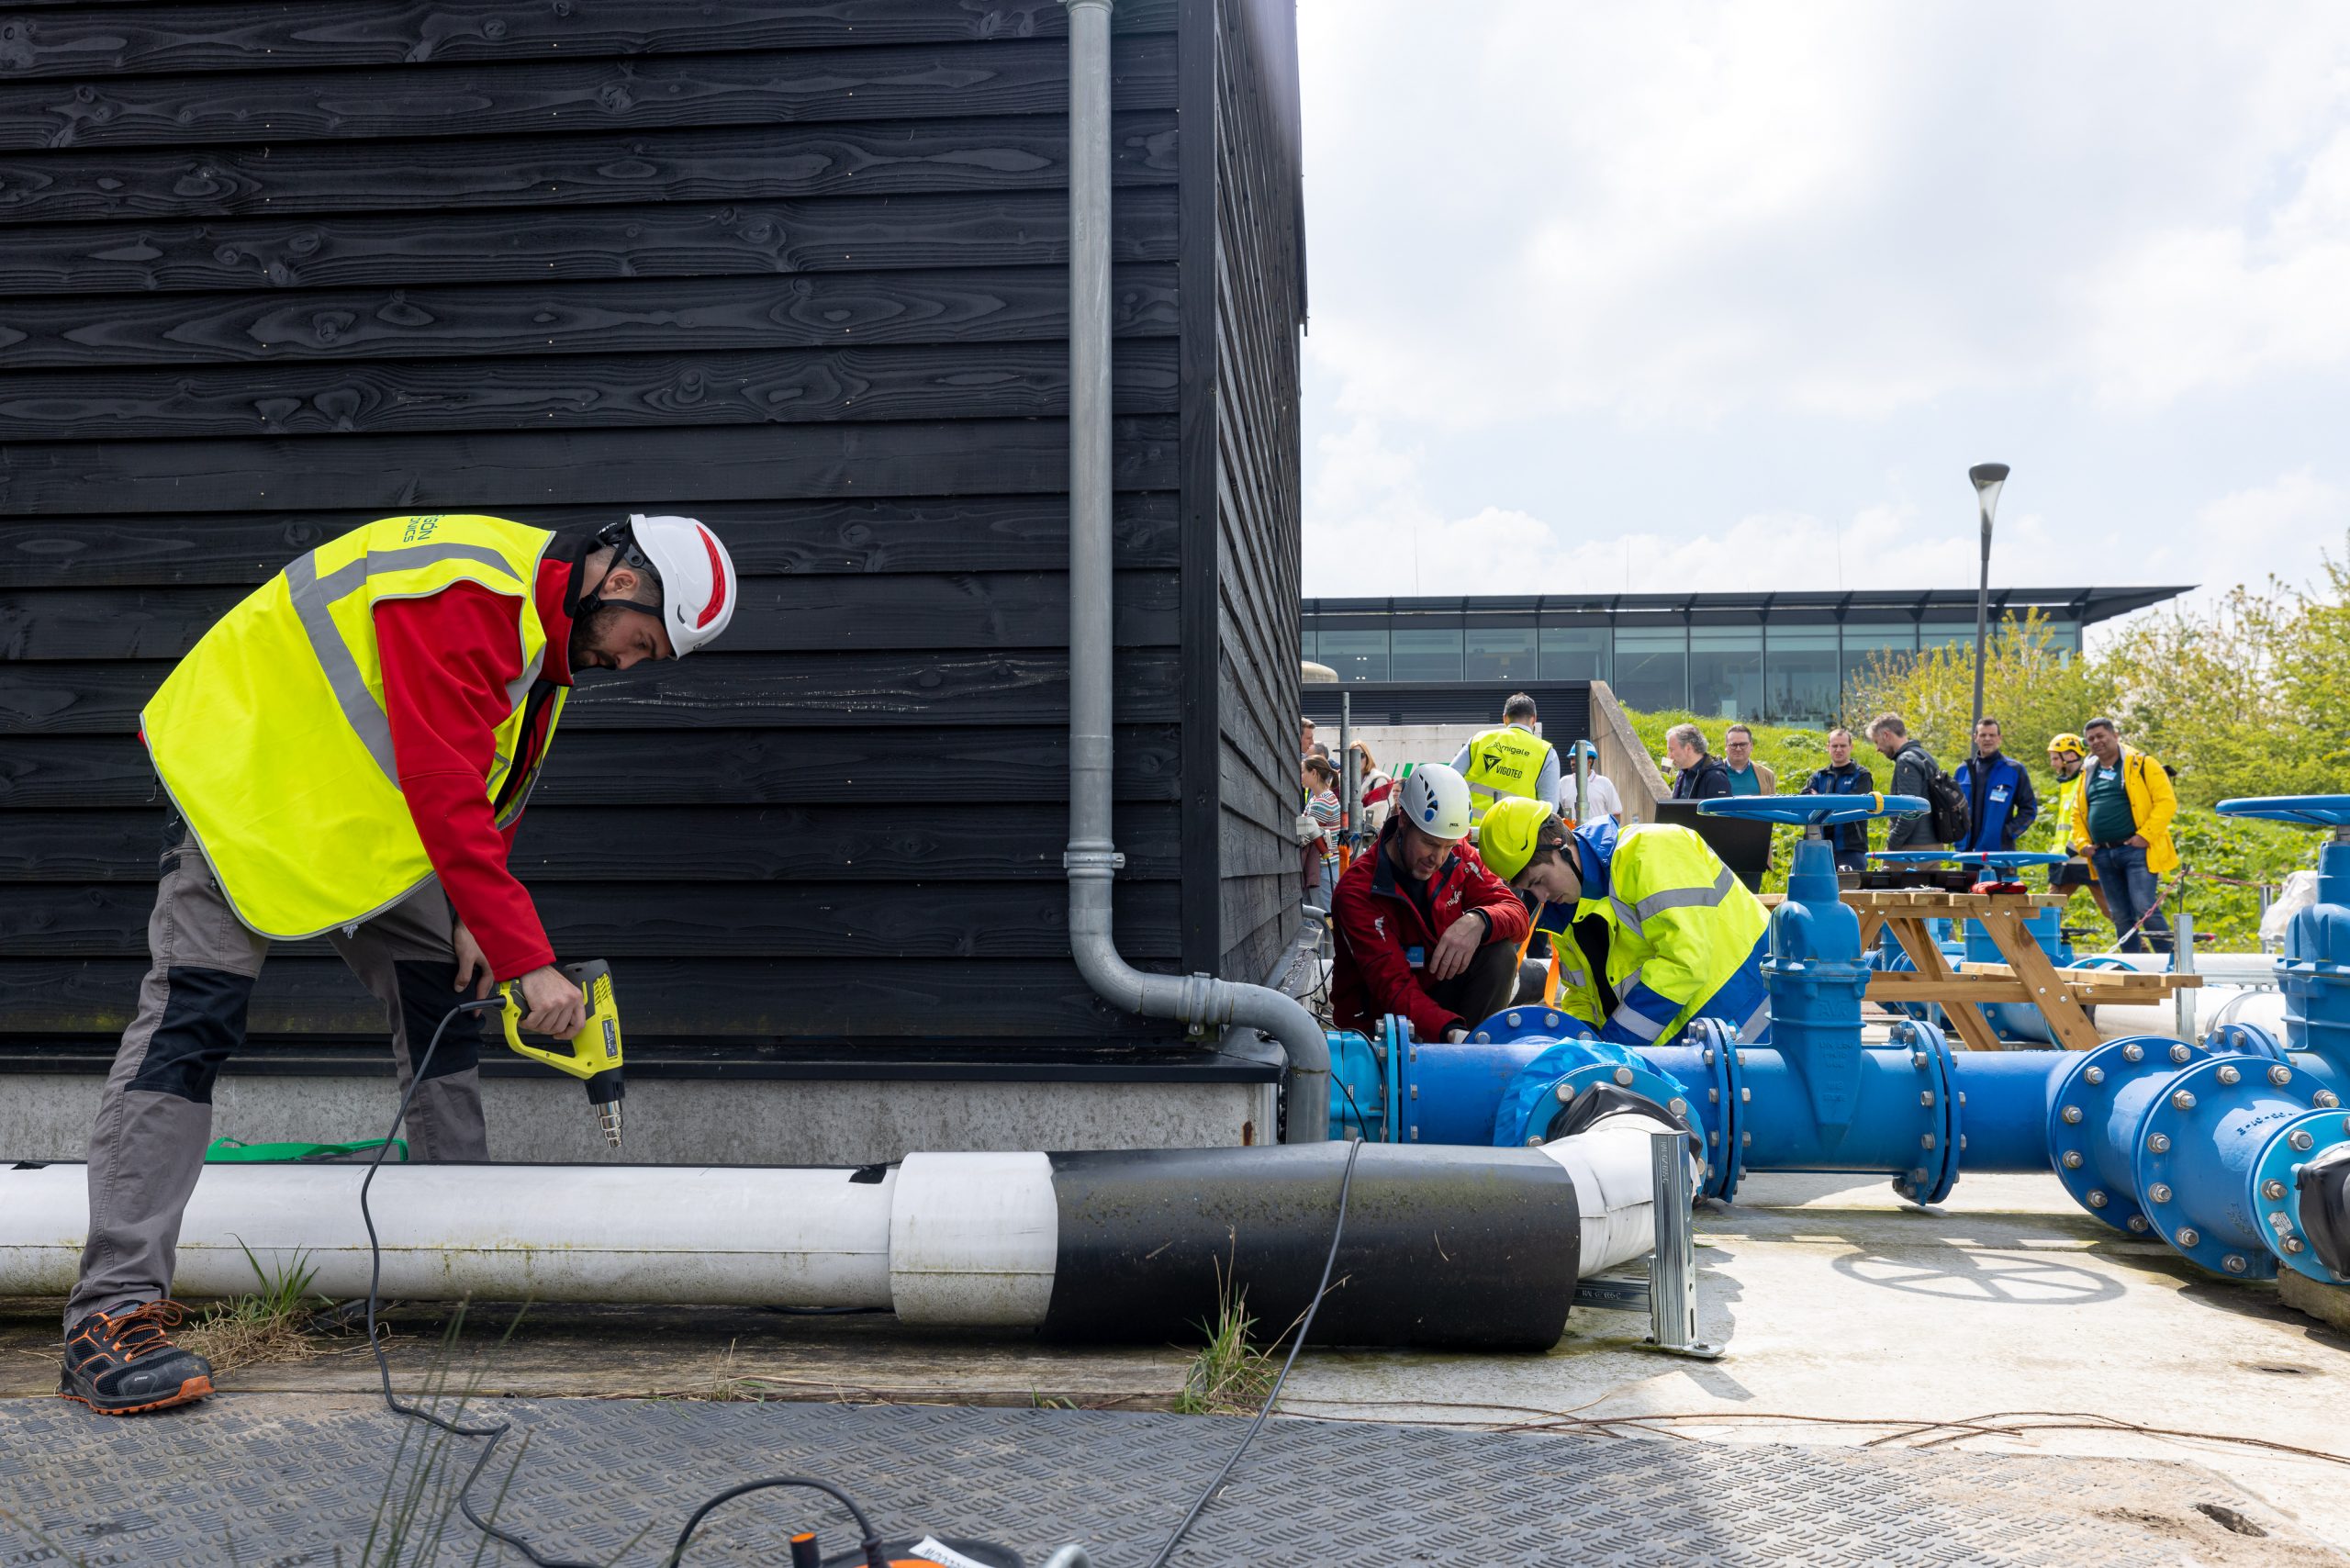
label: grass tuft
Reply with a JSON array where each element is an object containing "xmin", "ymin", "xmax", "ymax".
[
  {"xmin": 181, "ymin": 1238, "xmax": 333, "ymax": 1373},
  {"xmin": 1173, "ymin": 1260, "xmax": 1278, "ymax": 1417}
]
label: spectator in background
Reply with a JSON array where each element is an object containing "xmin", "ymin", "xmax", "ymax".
[
  {"xmin": 1302, "ymin": 754, "xmax": 1342, "ymax": 910},
  {"xmin": 2071, "ymin": 717, "xmax": 2177, "ymax": 954},
  {"xmin": 1952, "ymin": 716, "xmax": 2038, "ymax": 854},
  {"xmin": 1452, "ymin": 692, "xmax": 1560, "ymax": 823},
  {"xmin": 1301, "ymin": 716, "xmax": 1315, "ymax": 756},
  {"xmin": 1666, "ymin": 722, "xmax": 1732, "ymax": 801},
  {"xmin": 2044, "ymin": 733, "xmax": 2114, "ymax": 924},
  {"xmin": 1867, "ymin": 712, "xmax": 1942, "ymax": 851},
  {"xmin": 1349, "ymin": 740, "xmax": 1394, "ymax": 836},
  {"xmin": 1801, "ymin": 727, "xmax": 1876, "ymax": 872},
  {"xmin": 1565, "ymin": 739, "xmax": 1624, "ymax": 826},
  {"xmin": 1722, "ymin": 723, "xmax": 1777, "ymax": 796}
]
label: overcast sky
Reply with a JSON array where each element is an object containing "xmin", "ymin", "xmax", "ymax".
[{"xmin": 1294, "ymin": 2, "xmax": 2350, "ymax": 617}]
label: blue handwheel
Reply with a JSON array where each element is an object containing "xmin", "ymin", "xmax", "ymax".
[
  {"xmin": 1697, "ymin": 794, "xmax": 1928, "ymax": 830},
  {"xmin": 2217, "ymin": 795, "xmax": 2350, "ymax": 830}
]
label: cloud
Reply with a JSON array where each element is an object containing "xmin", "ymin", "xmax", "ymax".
[{"xmin": 1296, "ymin": 1, "xmax": 2350, "ymax": 605}]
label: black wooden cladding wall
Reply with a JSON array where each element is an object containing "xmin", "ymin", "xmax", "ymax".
[{"xmin": 0, "ymin": 0, "xmax": 1305, "ymax": 1069}]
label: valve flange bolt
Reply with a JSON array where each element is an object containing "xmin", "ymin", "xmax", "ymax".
[
  {"xmin": 2176, "ymin": 1226, "xmax": 2200, "ymax": 1247},
  {"xmin": 2287, "ymin": 1236, "xmax": 2306, "ymax": 1254},
  {"xmin": 2170, "ymin": 1043, "xmax": 2193, "ymax": 1064},
  {"xmin": 2062, "ymin": 1104, "xmax": 2083, "ymax": 1125},
  {"xmin": 1474, "ymin": 1032, "xmax": 1490, "ymax": 1043},
  {"xmin": 1506, "ymin": 1011, "xmax": 1522, "ymax": 1027},
  {"xmin": 2148, "ymin": 1183, "xmax": 2172, "ymax": 1204},
  {"xmin": 1920, "ymin": 1133, "xmax": 1935, "ymax": 1150},
  {"xmin": 1526, "ymin": 1135, "xmax": 1545, "ymax": 1147},
  {"xmin": 2127, "ymin": 1215, "xmax": 2149, "ymax": 1232},
  {"xmin": 1740, "ymin": 1086, "xmax": 1751, "ymax": 1103},
  {"xmin": 2172, "ymin": 1090, "xmax": 2197, "ymax": 1111},
  {"xmin": 1740, "ymin": 1131, "xmax": 1751, "ymax": 1147},
  {"xmin": 2289, "ymin": 1129, "xmax": 2315, "ymax": 1151},
  {"xmin": 1911, "ymin": 1052, "xmax": 1928, "ymax": 1070},
  {"xmin": 2087, "ymin": 1190, "xmax": 2109, "ymax": 1208},
  {"xmin": 1669, "ymin": 1098, "xmax": 1689, "ymax": 1117},
  {"xmin": 2216, "ymin": 1064, "xmax": 2241, "ymax": 1086},
  {"xmin": 1555, "ymin": 1082, "xmax": 1575, "ymax": 1103},
  {"xmin": 2265, "ymin": 1179, "xmax": 2287, "ymax": 1201},
  {"xmin": 2084, "ymin": 1066, "xmax": 2105, "ymax": 1086},
  {"xmin": 1919, "ymin": 1091, "xmax": 1934, "ymax": 1107},
  {"xmin": 2224, "ymin": 1254, "xmax": 2249, "ymax": 1274},
  {"xmin": 2269, "ymin": 1064, "xmax": 2293, "ymax": 1087},
  {"xmin": 2148, "ymin": 1133, "xmax": 2171, "ymax": 1153},
  {"xmin": 2122, "ymin": 1043, "xmax": 2143, "ymax": 1063},
  {"xmin": 2315, "ymin": 1090, "xmax": 2341, "ymax": 1108},
  {"xmin": 1613, "ymin": 1067, "xmax": 1634, "ymax": 1087},
  {"xmin": 2062, "ymin": 1151, "xmax": 2083, "ymax": 1170}
]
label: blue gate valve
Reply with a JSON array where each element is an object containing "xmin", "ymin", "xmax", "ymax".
[
  {"xmin": 1698, "ymin": 795, "xmax": 1925, "ymax": 1143},
  {"xmin": 2218, "ymin": 795, "xmax": 2350, "ymax": 1082}
]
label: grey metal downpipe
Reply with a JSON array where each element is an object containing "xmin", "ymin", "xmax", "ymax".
[{"xmin": 1060, "ymin": 0, "xmax": 1330, "ymax": 1141}]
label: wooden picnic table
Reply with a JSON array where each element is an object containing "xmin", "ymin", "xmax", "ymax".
[{"xmin": 1758, "ymin": 888, "xmax": 2201, "ymax": 1052}]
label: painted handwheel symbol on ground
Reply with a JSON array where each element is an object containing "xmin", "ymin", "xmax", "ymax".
[{"xmin": 1833, "ymin": 1249, "xmax": 2121, "ymax": 1305}]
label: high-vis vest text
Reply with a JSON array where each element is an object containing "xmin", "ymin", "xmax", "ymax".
[
  {"xmin": 142, "ymin": 514, "xmax": 564, "ymax": 940},
  {"xmin": 1461, "ymin": 725, "xmax": 1554, "ymax": 821}
]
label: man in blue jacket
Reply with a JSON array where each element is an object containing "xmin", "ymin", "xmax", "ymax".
[
  {"xmin": 1800, "ymin": 727, "xmax": 1876, "ymax": 871},
  {"xmin": 1952, "ymin": 716, "xmax": 2039, "ymax": 854}
]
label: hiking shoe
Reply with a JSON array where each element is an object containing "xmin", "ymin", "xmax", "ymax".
[{"xmin": 60, "ymin": 1301, "xmax": 214, "ymax": 1415}]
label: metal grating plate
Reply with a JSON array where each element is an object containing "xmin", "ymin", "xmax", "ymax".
[{"xmin": 0, "ymin": 1394, "xmax": 2327, "ymax": 1565}]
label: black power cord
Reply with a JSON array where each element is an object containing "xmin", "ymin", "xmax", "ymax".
[
  {"xmin": 1145, "ymin": 1137, "xmax": 1363, "ymax": 1568},
  {"xmin": 359, "ymin": 999, "xmax": 890, "ymax": 1568}
]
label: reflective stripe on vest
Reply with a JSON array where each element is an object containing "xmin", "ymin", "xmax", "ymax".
[
  {"xmin": 143, "ymin": 515, "xmax": 559, "ymax": 940},
  {"xmin": 1461, "ymin": 725, "xmax": 1553, "ymax": 817},
  {"xmin": 1583, "ymin": 824, "xmax": 1770, "ymax": 1047}
]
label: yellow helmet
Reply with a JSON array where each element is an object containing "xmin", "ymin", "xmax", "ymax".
[
  {"xmin": 1477, "ymin": 795, "xmax": 1558, "ymax": 882},
  {"xmin": 2048, "ymin": 733, "xmax": 2085, "ymax": 758}
]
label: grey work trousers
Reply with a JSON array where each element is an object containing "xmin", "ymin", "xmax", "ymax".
[{"xmin": 68, "ymin": 820, "xmax": 491, "ymax": 1327}]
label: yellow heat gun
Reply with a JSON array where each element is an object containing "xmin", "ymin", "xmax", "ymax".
[{"xmin": 499, "ymin": 958, "xmax": 625, "ymax": 1147}]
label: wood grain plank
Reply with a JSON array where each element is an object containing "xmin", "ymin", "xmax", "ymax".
[
  {"xmin": 0, "ymin": 648, "xmax": 1181, "ymax": 734},
  {"xmin": 0, "ymin": 569, "xmax": 1183, "ymax": 659},
  {"xmin": 0, "ymin": 802, "xmax": 1182, "ymax": 881},
  {"xmin": 0, "ymin": 340, "xmax": 1178, "ymax": 441},
  {"xmin": 0, "ymin": 1, "xmax": 1180, "ymax": 82},
  {"xmin": 0, "ymin": 725, "xmax": 1184, "ymax": 807},
  {"xmin": 0, "ymin": 112, "xmax": 1178, "ymax": 225},
  {"xmin": 0, "ymin": 493, "xmax": 1181, "ymax": 588},
  {"xmin": 0, "ymin": 879, "xmax": 1181, "ymax": 958},
  {"xmin": 0, "ymin": 189, "xmax": 1176, "ymax": 296},
  {"xmin": 0, "ymin": 264, "xmax": 1176, "ymax": 369},
  {"xmin": 0, "ymin": 958, "xmax": 1183, "ymax": 1039},
  {"xmin": 0, "ymin": 415, "xmax": 1180, "ymax": 516},
  {"xmin": 0, "ymin": 36, "xmax": 1176, "ymax": 150}
]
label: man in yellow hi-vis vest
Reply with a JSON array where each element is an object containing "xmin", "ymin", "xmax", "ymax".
[
  {"xmin": 1450, "ymin": 692, "xmax": 1559, "ymax": 824},
  {"xmin": 1478, "ymin": 796, "xmax": 1773, "ymax": 1048},
  {"xmin": 60, "ymin": 512, "xmax": 737, "ymax": 1417}
]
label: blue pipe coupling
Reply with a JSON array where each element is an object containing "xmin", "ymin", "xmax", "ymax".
[{"xmin": 2047, "ymin": 1035, "xmax": 2348, "ymax": 1282}]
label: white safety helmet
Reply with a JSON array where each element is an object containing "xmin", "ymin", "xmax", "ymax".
[
  {"xmin": 1395, "ymin": 763, "xmax": 1473, "ymax": 842},
  {"xmin": 611, "ymin": 513, "xmax": 737, "ymax": 656}
]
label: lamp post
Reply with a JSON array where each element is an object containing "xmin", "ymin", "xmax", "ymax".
[{"xmin": 1967, "ymin": 463, "xmax": 2009, "ymax": 744}]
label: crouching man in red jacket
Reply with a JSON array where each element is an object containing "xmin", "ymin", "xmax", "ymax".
[{"xmin": 1330, "ymin": 764, "xmax": 1531, "ymax": 1043}]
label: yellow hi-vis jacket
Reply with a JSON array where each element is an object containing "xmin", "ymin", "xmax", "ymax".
[
  {"xmin": 2065, "ymin": 746, "xmax": 2179, "ymax": 875},
  {"xmin": 1461, "ymin": 723, "xmax": 1554, "ymax": 823},
  {"xmin": 141, "ymin": 514, "xmax": 564, "ymax": 939},
  {"xmin": 1528, "ymin": 823, "xmax": 1771, "ymax": 1047}
]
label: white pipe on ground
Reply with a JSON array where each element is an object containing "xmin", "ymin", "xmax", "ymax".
[
  {"xmin": 1535, "ymin": 1114, "xmax": 1686, "ymax": 1277},
  {"xmin": 2094, "ymin": 984, "xmax": 2289, "ymax": 1043}
]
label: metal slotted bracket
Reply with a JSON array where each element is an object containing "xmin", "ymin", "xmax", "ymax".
[{"xmin": 1649, "ymin": 1128, "xmax": 1722, "ymax": 1357}]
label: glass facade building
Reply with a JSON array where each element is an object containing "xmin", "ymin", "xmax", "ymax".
[{"xmin": 1298, "ymin": 588, "xmax": 2186, "ymax": 726}]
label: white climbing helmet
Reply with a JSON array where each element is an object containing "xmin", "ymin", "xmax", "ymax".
[
  {"xmin": 622, "ymin": 513, "xmax": 737, "ymax": 656},
  {"xmin": 1395, "ymin": 763, "xmax": 1473, "ymax": 842}
]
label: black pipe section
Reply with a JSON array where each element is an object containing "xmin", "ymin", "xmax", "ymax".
[
  {"xmin": 2300, "ymin": 1143, "xmax": 2350, "ymax": 1278},
  {"xmin": 1040, "ymin": 1143, "xmax": 1581, "ymax": 1350}
]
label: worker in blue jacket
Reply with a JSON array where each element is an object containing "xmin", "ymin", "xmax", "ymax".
[
  {"xmin": 1799, "ymin": 726, "xmax": 1876, "ymax": 871},
  {"xmin": 1952, "ymin": 716, "xmax": 2039, "ymax": 853}
]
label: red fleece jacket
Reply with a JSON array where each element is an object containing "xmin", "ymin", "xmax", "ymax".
[
  {"xmin": 373, "ymin": 555, "xmax": 574, "ymax": 980},
  {"xmin": 1329, "ymin": 821, "xmax": 1531, "ymax": 1041}
]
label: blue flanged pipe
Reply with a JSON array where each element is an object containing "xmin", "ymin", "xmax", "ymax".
[{"xmin": 1376, "ymin": 791, "xmax": 2350, "ymax": 1285}]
